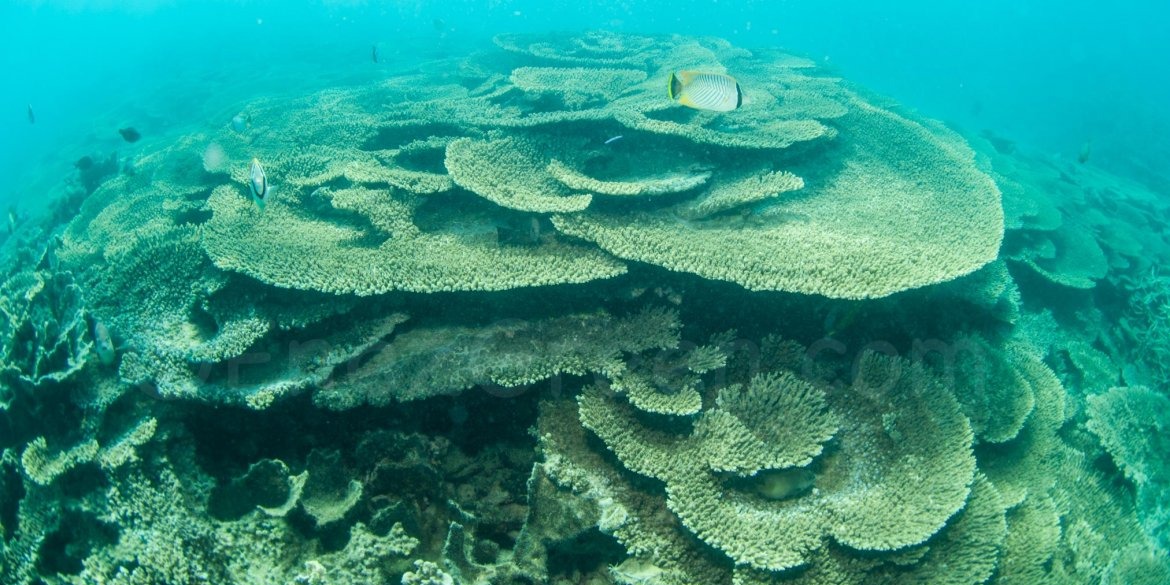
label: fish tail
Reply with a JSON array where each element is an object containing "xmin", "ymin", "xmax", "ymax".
[
  {"xmin": 668, "ymin": 72, "xmax": 683, "ymax": 101},
  {"xmin": 254, "ymin": 196, "xmax": 266, "ymax": 211},
  {"xmin": 735, "ymin": 81, "xmax": 744, "ymax": 109}
]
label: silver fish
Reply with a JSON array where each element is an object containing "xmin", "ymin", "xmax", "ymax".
[
  {"xmin": 27, "ymin": 104, "xmax": 35, "ymax": 124},
  {"xmin": 604, "ymin": 135, "xmax": 624, "ymax": 145},
  {"xmin": 94, "ymin": 321, "xmax": 116, "ymax": 366},
  {"xmin": 249, "ymin": 158, "xmax": 269, "ymax": 210}
]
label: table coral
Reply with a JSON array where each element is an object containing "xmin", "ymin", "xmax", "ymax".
[
  {"xmin": 555, "ymin": 101, "xmax": 1003, "ymax": 299},
  {"xmin": 202, "ymin": 184, "xmax": 626, "ymax": 295},
  {"xmin": 573, "ymin": 351, "xmax": 975, "ymax": 573}
]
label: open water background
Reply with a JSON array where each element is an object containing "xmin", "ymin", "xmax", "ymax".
[{"xmin": 2, "ymin": 0, "xmax": 1168, "ymax": 212}]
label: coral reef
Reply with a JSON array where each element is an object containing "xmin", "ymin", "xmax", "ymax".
[
  {"xmin": 554, "ymin": 100, "xmax": 1003, "ymax": 298},
  {"xmin": 315, "ymin": 307, "xmax": 680, "ymax": 407},
  {"xmin": 569, "ymin": 350, "xmax": 977, "ymax": 574},
  {"xmin": 2, "ymin": 30, "xmax": 1168, "ymax": 585},
  {"xmin": 0, "ymin": 269, "xmax": 92, "ymax": 392},
  {"xmin": 1087, "ymin": 386, "xmax": 1170, "ymax": 549}
]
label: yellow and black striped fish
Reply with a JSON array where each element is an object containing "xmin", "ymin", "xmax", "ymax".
[{"xmin": 668, "ymin": 71, "xmax": 743, "ymax": 112}]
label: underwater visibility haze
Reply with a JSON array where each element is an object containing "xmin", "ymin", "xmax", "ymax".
[{"xmin": 2, "ymin": 1, "xmax": 1170, "ymax": 584}]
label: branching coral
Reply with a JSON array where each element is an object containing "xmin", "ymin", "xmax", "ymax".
[{"xmin": 1121, "ymin": 269, "xmax": 1170, "ymax": 388}]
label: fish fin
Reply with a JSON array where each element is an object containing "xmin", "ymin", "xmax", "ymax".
[
  {"xmin": 668, "ymin": 72, "xmax": 683, "ymax": 101},
  {"xmin": 677, "ymin": 93, "xmax": 696, "ymax": 109}
]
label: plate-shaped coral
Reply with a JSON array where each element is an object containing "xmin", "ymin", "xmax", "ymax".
[{"xmin": 555, "ymin": 99, "xmax": 1004, "ymax": 299}]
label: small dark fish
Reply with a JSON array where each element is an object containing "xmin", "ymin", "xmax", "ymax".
[
  {"xmin": 27, "ymin": 104, "xmax": 35, "ymax": 124},
  {"xmin": 1078, "ymin": 141, "xmax": 1092, "ymax": 165},
  {"xmin": 118, "ymin": 127, "xmax": 141, "ymax": 143},
  {"xmin": 371, "ymin": 44, "xmax": 379, "ymax": 63}
]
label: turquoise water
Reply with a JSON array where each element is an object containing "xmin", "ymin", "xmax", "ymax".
[
  {"xmin": 4, "ymin": 1, "xmax": 1169, "ymax": 208},
  {"xmin": 2, "ymin": 2, "xmax": 1169, "ymax": 584}
]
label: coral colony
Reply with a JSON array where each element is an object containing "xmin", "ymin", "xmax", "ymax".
[{"xmin": 2, "ymin": 32, "xmax": 1168, "ymax": 584}]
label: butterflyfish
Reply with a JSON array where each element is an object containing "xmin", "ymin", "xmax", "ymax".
[
  {"xmin": 249, "ymin": 158, "xmax": 269, "ymax": 210},
  {"xmin": 668, "ymin": 71, "xmax": 742, "ymax": 112}
]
